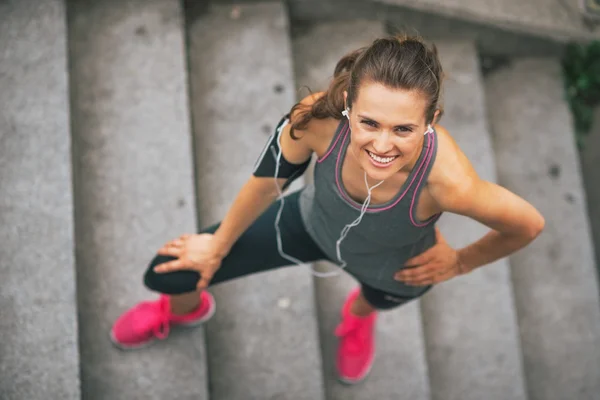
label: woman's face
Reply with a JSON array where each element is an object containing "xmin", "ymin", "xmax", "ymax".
[{"xmin": 345, "ymin": 82, "xmax": 431, "ymax": 182}]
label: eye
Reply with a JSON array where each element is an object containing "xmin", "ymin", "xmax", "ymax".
[
  {"xmin": 395, "ymin": 126, "xmax": 413, "ymax": 134},
  {"xmin": 360, "ymin": 119, "xmax": 377, "ymax": 128}
]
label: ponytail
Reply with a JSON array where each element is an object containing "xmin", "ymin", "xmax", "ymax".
[{"xmin": 288, "ymin": 47, "xmax": 367, "ymax": 139}]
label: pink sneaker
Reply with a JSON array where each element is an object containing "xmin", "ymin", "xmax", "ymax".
[
  {"xmin": 334, "ymin": 288, "xmax": 377, "ymax": 384},
  {"xmin": 110, "ymin": 291, "xmax": 216, "ymax": 350}
]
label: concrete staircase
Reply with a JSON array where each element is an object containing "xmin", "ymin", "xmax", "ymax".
[
  {"xmin": 1, "ymin": 1, "xmax": 599, "ymax": 399},
  {"xmin": 486, "ymin": 60, "xmax": 600, "ymax": 400}
]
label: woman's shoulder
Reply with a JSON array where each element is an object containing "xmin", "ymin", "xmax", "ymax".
[{"xmin": 428, "ymin": 125, "xmax": 477, "ymax": 194}]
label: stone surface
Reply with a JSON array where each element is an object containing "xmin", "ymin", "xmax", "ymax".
[
  {"xmin": 0, "ymin": 1, "xmax": 80, "ymax": 399},
  {"xmin": 287, "ymin": 0, "xmax": 586, "ymax": 58},
  {"xmin": 287, "ymin": 0, "xmax": 390, "ymax": 23},
  {"xmin": 485, "ymin": 59, "xmax": 600, "ymax": 400},
  {"xmin": 292, "ymin": 21, "xmax": 431, "ymax": 399},
  {"xmin": 376, "ymin": 0, "xmax": 600, "ymax": 41},
  {"xmin": 580, "ymin": 106, "xmax": 600, "ymax": 276},
  {"xmin": 421, "ymin": 41, "xmax": 527, "ymax": 400},
  {"xmin": 383, "ymin": 7, "xmax": 564, "ymax": 58},
  {"xmin": 186, "ymin": 3, "xmax": 325, "ymax": 399},
  {"xmin": 67, "ymin": 1, "xmax": 208, "ymax": 398}
]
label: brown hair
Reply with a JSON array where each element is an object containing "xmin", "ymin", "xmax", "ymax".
[{"xmin": 289, "ymin": 34, "xmax": 444, "ymax": 139}]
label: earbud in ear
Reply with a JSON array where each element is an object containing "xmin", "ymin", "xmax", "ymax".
[
  {"xmin": 424, "ymin": 124, "xmax": 433, "ymax": 135},
  {"xmin": 341, "ymin": 108, "xmax": 350, "ymax": 119}
]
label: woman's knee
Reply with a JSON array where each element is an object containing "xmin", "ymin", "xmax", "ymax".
[{"xmin": 143, "ymin": 254, "xmax": 200, "ymax": 295}]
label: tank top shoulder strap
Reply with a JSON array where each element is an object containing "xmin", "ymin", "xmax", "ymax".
[
  {"xmin": 408, "ymin": 128, "xmax": 440, "ymax": 227},
  {"xmin": 317, "ymin": 119, "xmax": 349, "ymax": 164},
  {"xmin": 407, "ymin": 127, "xmax": 438, "ymax": 194}
]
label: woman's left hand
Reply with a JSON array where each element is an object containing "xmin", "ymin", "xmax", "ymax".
[{"xmin": 395, "ymin": 227, "xmax": 468, "ymax": 286}]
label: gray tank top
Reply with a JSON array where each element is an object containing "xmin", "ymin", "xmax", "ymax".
[{"xmin": 299, "ymin": 118, "xmax": 440, "ymax": 296}]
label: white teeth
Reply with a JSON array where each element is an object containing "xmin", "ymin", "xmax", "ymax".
[{"xmin": 367, "ymin": 150, "xmax": 396, "ymax": 164}]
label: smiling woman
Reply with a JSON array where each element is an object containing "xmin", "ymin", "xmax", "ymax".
[{"xmin": 110, "ymin": 34, "xmax": 545, "ymax": 386}]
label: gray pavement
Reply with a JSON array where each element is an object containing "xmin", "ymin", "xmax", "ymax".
[
  {"xmin": 486, "ymin": 58, "xmax": 600, "ymax": 400},
  {"xmin": 0, "ymin": 1, "xmax": 80, "ymax": 399},
  {"xmin": 421, "ymin": 41, "xmax": 527, "ymax": 400},
  {"xmin": 292, "ymin": 20, "xmax": 432, "ymax": 400},
  {"xmin": 186, "ymin": 3, "xmax": 325, "ymax": 399},
  {"xmin": 67, "ymin": 0, "xmax": 208, "ymax": 398}
]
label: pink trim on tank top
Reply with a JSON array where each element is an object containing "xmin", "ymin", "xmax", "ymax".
[
  {"xmin": 410, "ymin": 130, "xmax": 440, "ymax": 227},
  {"xmin": 334, "ymin": 128, "xmax": 433, "ymax": 212},
  {"xmin": 317, "ymin": 121, "xmax": 348, "ymax": 163}
]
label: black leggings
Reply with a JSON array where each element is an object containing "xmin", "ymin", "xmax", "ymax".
[{"xmin": 144, "ymin": 191, "xmax": 417, "ymax": 310}]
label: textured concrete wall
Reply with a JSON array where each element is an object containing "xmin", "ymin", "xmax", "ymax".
[
  {"xmin": 0, "ymin": 1, "xmax": 80, "ymax": 399},
  {"xmin": 67, "ymin": 0, "xmax": 208, "ymax": 398},
  {"xmin": 186, "ymin": 3, "xmax": 325, "ymax": 399},
  {"xmin": 292, "ymin": 20, "xmax": 432, "ymax": 400},
  {"xmin": 486, "ymin": 59, "xmax": 600, "ymax": 400},
  {"xmin": 421, "ymin": 41, "xmax": 527, "ymax": 400}
]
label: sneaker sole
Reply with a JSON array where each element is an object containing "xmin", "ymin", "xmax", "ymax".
[
  {"xmin": 336, "ymin": 353, "xmax": 375, "ymax": 385},
  {"xmin": 109, "ymin": 329, "xmax": 157, "ymax": 351}
]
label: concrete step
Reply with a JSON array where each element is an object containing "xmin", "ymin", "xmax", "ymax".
[
  {"xmin": 421, "ymin": 41, "xmax": 527, "ymax": 400},
  {"xmin": 185, "ymin": 3, "xmax": 325, "ymax": 399},
  {"xmin": 286, "ymin": 0, "xmax": 597, "ymax": 58},
  {"xmin": 0, "ymin": 1, "xmax": 80, "ymax": 399},
  {"xmin": 485, "ymin": 58, "xmax": 600, "ymax": 400},
  {"xmin": 67, "ymin": 0, "xmax": 208, "ymax": 398},
  {"xmin": 376, "ymin": 0, "xmax": 600, "ymax": 43},
  {"xmin": 291, "ymin": 20, "xmax": 432, "ymax": 399},
  {"xmin": 580, "ymin": 106, "xmax": 600, "ymax": 277}
]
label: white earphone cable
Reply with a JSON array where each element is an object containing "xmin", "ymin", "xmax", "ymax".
[{"xmin": 271, "ymin": 117, "xmax": 385, "ymax": 277}]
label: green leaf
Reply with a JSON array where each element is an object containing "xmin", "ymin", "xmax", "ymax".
[{"xmin": 562, "ymin": 40, "xmax": 600, "ymax": 147}]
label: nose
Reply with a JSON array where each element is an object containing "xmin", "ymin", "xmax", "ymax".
[{"xmin": 372, "ymin": 131, "xmax": 393, "ymax": 154}]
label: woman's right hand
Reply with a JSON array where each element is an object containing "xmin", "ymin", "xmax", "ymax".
[{"xmin": 154, "ymin": 233, "xmax": 224, "ymax": 290}]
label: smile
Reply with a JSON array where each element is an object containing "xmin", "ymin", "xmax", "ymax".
[{"xmin": 366, "ymin": 150, "xmax": 398, "ymax": 164}]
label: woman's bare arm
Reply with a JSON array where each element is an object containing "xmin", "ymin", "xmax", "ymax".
[
  {"xmin": 211, "ymin": 97, "xmax": 321, "ymax": 257},
  {"xmin": 427, "ymin": 127, "xmax": 545, "ymax": 272}
]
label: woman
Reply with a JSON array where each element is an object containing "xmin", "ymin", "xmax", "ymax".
[{"xmin": 110, "ymin": 35, "xmax": 544, "ymax": 384}]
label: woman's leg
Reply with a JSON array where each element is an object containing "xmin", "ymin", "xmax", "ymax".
[
  {"xmin": 336, "ymin": 282, "xmax": 433, "ymax": 383},
  {"xmin": 348, "ymin": 287, "xmax": 429, "ymax": 318},
  {"xmin": 111, "ymin": 190, "xmax": 327, "ymax": 348},
  {"xmin": 170, "ymin": 292, "xmax": 203, "ymax": 315},
  {"xmin": 349, "ymin": 291, "xmax": 377, "ymax": 317},
  {"xmin": 143, "ymin": 190, "xmax": 327, "ymax": 311}
]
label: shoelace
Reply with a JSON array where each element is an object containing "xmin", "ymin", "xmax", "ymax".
[{"xmin": 335, "ymin": 317, "xmax": 365, "ymax": 354}]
